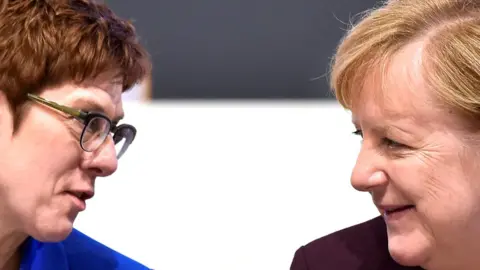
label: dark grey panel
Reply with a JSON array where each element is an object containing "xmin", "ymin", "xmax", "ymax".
[{"xmin": 108, "ymin": 0, "xmax": 378, "ymax": 99}]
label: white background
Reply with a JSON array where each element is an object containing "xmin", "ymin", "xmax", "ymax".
[{"xmin": 74, "ymin": 101, "xmax": 379, "ymax": 270}]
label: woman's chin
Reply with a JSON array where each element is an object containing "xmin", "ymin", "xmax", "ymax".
[
  {"xmin": 388, "ymin": 235, "xmax": 429, "ymax": 267},
  {"xmin": 389, "ymin": 248, "xmax": 424, "ymax": 267},
  {"xmin": 29, "ymin": 220, "xmax": 74, "ymax": 243}
]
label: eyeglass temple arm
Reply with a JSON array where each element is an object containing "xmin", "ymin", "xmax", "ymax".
[{"xmin": 27, "ymin": 93, "xmax": 87, "ymax": 119}]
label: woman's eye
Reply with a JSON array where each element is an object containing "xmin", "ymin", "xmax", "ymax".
[
  {"xmin": 352, "ymin": 129, "xmax": 408, "ymax": 150},
  {"xmin": 352, "ymin": 130, "xmax": 407, "ymax": 149},
  {"xmin": 352, "ymin": 129, "xmax": 363, "ymax": 137},
  {"xmin": 382, "ymin": 138, "xmax": 404, "ymax": 149}
]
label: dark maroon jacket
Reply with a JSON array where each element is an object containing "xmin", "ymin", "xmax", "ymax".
[{"xmin": 290, "ymin": 216, "xmax": 423, "ymax": 270}]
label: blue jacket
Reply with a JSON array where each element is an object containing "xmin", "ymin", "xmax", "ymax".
[{"xmin": 20, "ymin": 229, "xmax": 151, "ymax": 270}]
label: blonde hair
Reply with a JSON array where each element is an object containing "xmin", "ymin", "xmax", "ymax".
[{"xmin": 331, "ymin": 0, "xmax": 480, "ymax": 119}]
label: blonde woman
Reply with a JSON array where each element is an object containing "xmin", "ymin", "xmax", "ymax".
[{"xmin": 291, "ymin": 0, "xmax": 480, "ymax": 269}]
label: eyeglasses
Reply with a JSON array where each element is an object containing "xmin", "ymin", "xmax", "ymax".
[{"xmin": 27, "ymin": 93, "xmax": 136, "ymax": 159}]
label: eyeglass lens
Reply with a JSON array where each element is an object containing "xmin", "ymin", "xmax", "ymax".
[
  {"xmin": 80, "ymin": 116, "xmax": 135, "ymax": 159},
  {"xmin": 113, "ymin": 126, "xmax": 135, "ymax": 159},
  {"xmin": 81, "ymin": 116, "xmax": 110, "ymax": 152}
]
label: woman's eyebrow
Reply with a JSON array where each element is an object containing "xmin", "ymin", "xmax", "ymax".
[
  {"xmin": 70, "ymin": 96, "xmax": 124, "ymax": 123},
  {"xmin": 71, "ymin": 98, "xmax": 107, "ymax": 113}
]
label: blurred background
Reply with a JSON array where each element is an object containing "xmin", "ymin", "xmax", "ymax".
[{"xmin": 75, "ymin": 0, "xmax": 381, "ymax": 269}]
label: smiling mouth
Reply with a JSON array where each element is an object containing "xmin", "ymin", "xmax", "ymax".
[{"xmin": 385, "ymin": 205, "xmax": 415, "ymax": 215}]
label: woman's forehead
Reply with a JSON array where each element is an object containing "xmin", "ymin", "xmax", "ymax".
[{"xmin": 351, "ymin": 42, "xmax": 439, "ymax": 125}]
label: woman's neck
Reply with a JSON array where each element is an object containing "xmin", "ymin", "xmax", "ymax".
[{"xmin": 0, "ymin": 230, "xmax": 26, "ymax": 270}]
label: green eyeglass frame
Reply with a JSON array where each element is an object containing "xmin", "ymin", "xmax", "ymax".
[{"xmin": 27, "ymin": 93, "xmax": 136, "ymax": 159}]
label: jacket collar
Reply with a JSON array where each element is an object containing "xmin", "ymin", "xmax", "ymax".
[{"xmin": 20, "ymin": 237, "xmax": 69, "ymax": 270}]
